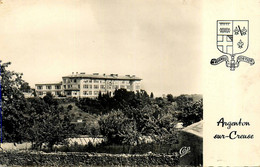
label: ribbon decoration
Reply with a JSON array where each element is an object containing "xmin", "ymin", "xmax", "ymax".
[
  {"xmin": 210, "ymin": 55, "xmax": 229, "ymax": 65},
  {"xmin": 237, "ymin": 55, "xmax": 255, "ymax": 66},
  {"xmin": 211, "ymin": 55, "xmax": 255, "ymax": 70}
]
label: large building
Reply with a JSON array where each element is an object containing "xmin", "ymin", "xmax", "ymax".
[
  {"xmin": 35, "ymin": 73, "xmax": 142, "ymax": 98},
  {"xmin": 35, "ymin": 82, "xmax": 62, "ymax": 97}
]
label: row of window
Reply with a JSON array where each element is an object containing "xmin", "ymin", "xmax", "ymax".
[
  {"xmin": 38, "ymin": 85, "xmax": 139, "ymax": 91},
  {"xmin": 62, "ymin": 84, "xmax": 133, "ymax": 90},
  {"xmin": 37, "ymin": 91, "xmax": 61, "ymax": 95},
  {"xmin": 37, "ymin": 85, "xmax": 61, "ymax": 90},
  {"xmin": 64, "ymin": 85, "xmax": 80, "ymax": 89},
  {"xmin": 82, "ymin": 84, "xmax": 131, "ymax": 90},
  {"xmin": 65, "ymin": 78, "xmax": 131, "ymax": 84},
  {"xmin": 63, "ymin": 79, "xmax": 78, "ymax": 83}
]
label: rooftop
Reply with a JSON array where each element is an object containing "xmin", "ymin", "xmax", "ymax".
[
  {"xmin": 182, "ymin": 120, "xmax": 203, "ymax": 138},
  {"xmin": 35, "ymin": 82, "xmax": 62, "ymax": 85},
  {"xmin": 62, "ymin": 73, "xmax": 142, "ymax": 81}
]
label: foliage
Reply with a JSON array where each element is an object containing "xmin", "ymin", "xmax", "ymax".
[
  {"xmin": 19, "ymin": 82, "xmax": 31, "ymax": 93},
  {"xmin": 177, "ymin": 99, "xmax": 203, "ymax": 126},
  {"xmin": 150, "ymin": 92, "xmax": 154, "ymax": 98},
  {"xmin": 98, "ymin": 92, "xmax": 203, "ymax": 145},
  {"xmin": 27, "ymin": 96, "xmax": 74, "ymax": 150},
  {"xmin": 99, "ymin": 104, "xmax": 178, "ymax": 145},
  {"xmin": 76, "ymin": 89, "xmax": 151, "ymax": 115},
  {"xmin": 99, "ymin": 110, "xmax": 139, "ymax": 145},
  {"xmin": 173, "ymin": 94, "xmax": 193, "ymax": 111},
  {"xmin": 43, "ymin": 92, "xmax": 58, "ymax": 106},
  {"xmin": 1, "ymin": 61, "xmax": 30, "ymax": 143},
  {"xmin": 1, "ymin": 61, "xmax": 73, "ymax": 149},
  {"xmin": 166, "ymin": 94, "xmax": 174, "ymax": 102}
]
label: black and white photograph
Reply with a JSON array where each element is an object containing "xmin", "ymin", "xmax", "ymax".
[{"xmin": 0, "ymin": 0, "xmax": 203, "ymax": 166}]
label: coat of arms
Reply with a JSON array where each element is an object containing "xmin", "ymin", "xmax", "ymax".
[{"xmin": 210, "ymin": 20, "xmax": 255, "ymax": 71}]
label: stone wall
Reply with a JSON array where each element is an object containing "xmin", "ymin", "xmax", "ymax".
[{"xmin": 0, "ymin": 151, "xmax": 179, "ymax": 166}]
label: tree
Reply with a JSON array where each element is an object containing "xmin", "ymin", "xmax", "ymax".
[
  {"xmin": 20, "ymin": 82, "xmax": 31, "ymax": 93},
  {"xmin": 150, "ymin": 92, "xmax": 154, "ymax": 99},
  {"xmin": 1, "ymin": 61, "xmax": 73, "ymax": 149},
  {"xmin": 99, "ymin": 110, "xmax": 140, "ymax": 145},
  {"xmin": 1, "ymin": 61, "xmax": 30, "ymax": 143},
  {"xmin": 43, "ymin": 92, "xmax": 58, "ymax": 106},
  {"xmin": 27, "ymin": 97, "xmax": 74, "ymax": 150},
  {"xmin": 174, "ymin": 94, "xmax": 193, "ymax": 111},
  {"xmin": 99, "ymin": 104, "xmax": 178, "ymax": 145},
  {"xmin": 67, "ymin": 104, "xmax": 73, "ymax": 111},
  {"xmin": 166, "ymin": 94, "xmax": 174, "ymax": 102},
  {"xmin": 177, "ymin": 99, "xmax": 203, "ymax": 126}
]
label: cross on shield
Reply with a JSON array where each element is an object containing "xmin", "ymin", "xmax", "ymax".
[
  {"xmin": 211, "ymin": 20, "xmax": 254, "ymax": 71},
  {"xmin": 217, "ymin": 20, "xmax": 248, "ymax": 55}
]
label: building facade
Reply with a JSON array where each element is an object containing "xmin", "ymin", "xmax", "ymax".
[
  {"xmin": 35, "ymin": 73, "xmax": 141, "ymax": 98},
  {"xmin": 35, "ymin": 82, "xmax": 62, "ymax": 97}
]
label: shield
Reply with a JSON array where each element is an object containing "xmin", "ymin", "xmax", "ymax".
[{"xmin": 217, "ymin": 20, "xmax": 248, "ymax": 55}]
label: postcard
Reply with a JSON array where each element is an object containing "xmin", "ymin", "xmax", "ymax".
[{"xmin": 0, "ymin": 0, "xmax": 259, "ymax": 166}]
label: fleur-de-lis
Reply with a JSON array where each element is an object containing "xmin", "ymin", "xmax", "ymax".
[
  {"xmin": 242, "ymin": 27, "xmax": 247, "ymax": 35},
  {"xmin": 234, "ymin": 27, "xmax": 239, "ymax": 35},
  {"xmin": 237, "ymin": 39, "xmax": 244, "ymax": 49}
]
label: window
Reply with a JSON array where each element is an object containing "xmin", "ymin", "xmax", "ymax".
[
  {"xmin": 67, "ymin": 92, "xmax": 71, "ymax": 95},
  {"xmin": 114, "ymin": 85, "xmax": 119, "ymax": 89},
  {"xmin": 94, "ymin": 80, "xmax": 99, "ymax": 83},
  {"xmin": 94, "ymin": 85, "xmax": 99, "ymax": 89},
  {"xmin": 37, "ymin": 86, "xmax": 42, "ymax": 90},
  {"xmin": 46, "ymin": 86, "xmax": 52, "ymax": 90},
  {"xmin": 63, "ymin": 85, "xmax": 66, "ymax": 89},
  {"xmin": 38, "ymin": 92, "xmax": 43, "ymax": 95},
  {"xmin": 120, "ymin": 85, "xmax": 125, "ymax": 89},
  {"xmin": 89, "ymin": 85, "xmax": 92, "ymax": 89},
  {"xmin": 63, "ymin": 79, "xmax": 66, "ymax": 83},
  {"xmin": 89, "ymin": 80, "xmax": 92, "ymax": 83},
  {"xmin": 78, "ymin": 85, "xmax": 80, "ymax": 89},
  {"xmin": 83, "ymin": 85, "xmax": 88, "ymax": 89},
  {"xmin": 83, "ymin": 91, "xmax": 88, "ymax": 95},
  {"xmin": 136, "ymin": 86, "xmax": 140, "ymax": 90},
  {"xmin": 94, "ymin": 91, "xmax": 99, "ymax": 95},
  {"xmin": 121, "ymin": 81, "xmax": 125, "ymax": 84},
  {"xmin": 55, "ymin": 91, "xmax": 61, "ymax": 95},
  {"xmin": 74, "ymin": 79, "xmax": 77, "ymax": 83},
  {"xmin": 89, "ymin": 91, "xmax": 92, "ymax": 95},
  {"xmin": 100, "ymin": 85, "xmax": 105, "ymax": 89},
  {"xmin": 127, "ymin": 86, "xmax": 130, "ymax": 89},
  {"xmin": 55, "ymin": 85, "xmax": 61, "ymax": 89}
]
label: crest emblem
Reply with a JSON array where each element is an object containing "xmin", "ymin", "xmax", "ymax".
[{"xmin": 211, "ymin": 20, "xmax": 255, "ymax": 71}]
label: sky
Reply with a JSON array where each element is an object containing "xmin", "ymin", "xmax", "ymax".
[{"xmin": 0, "ymin": 0, "xmax": 203, "ymax": 97}]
